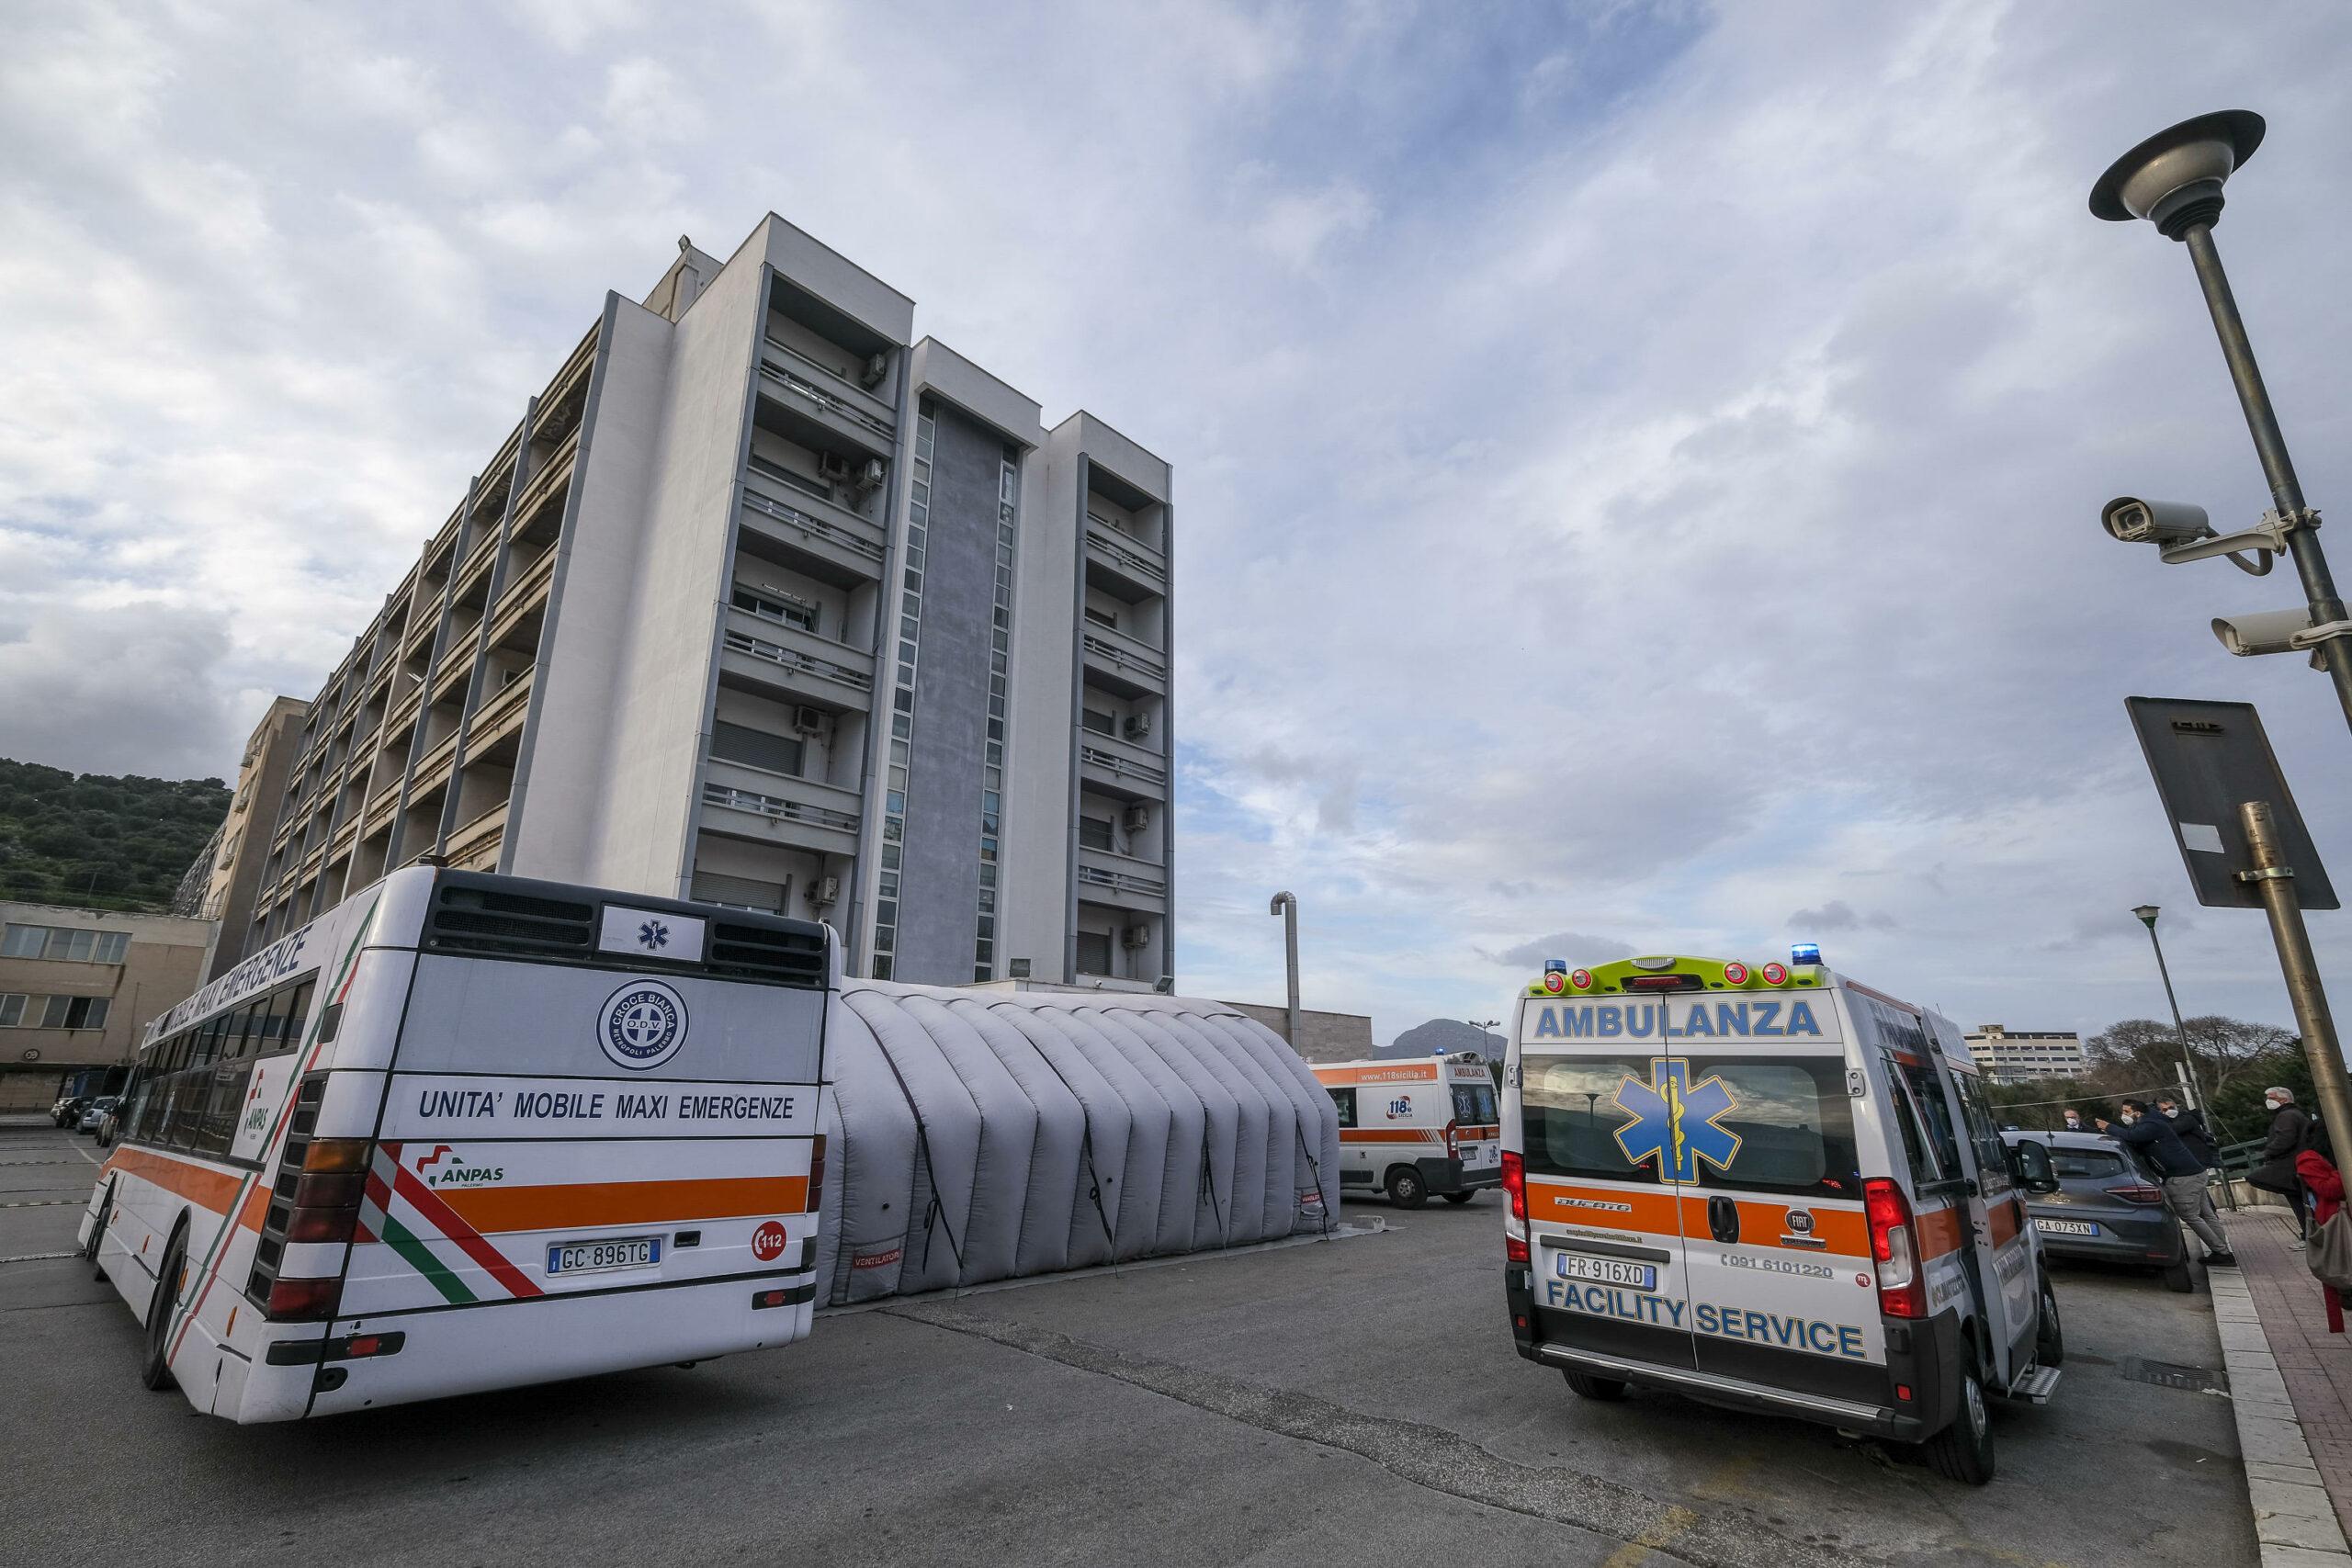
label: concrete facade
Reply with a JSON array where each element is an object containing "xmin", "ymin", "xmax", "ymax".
[
  {"xmin": 243, "ymin": 217, "xmax": 1173, "ymax": 989},
  {"xmin": 1964, "ymin": 1023, "xmax": 2088, "ymax": 1085},
  {"xmin": 0, "ymin": 902, "xmax": 210, "ymax": 1110},
  {"xmin": 1221, "ymin": 1001, "xmax": 1377, "ymax": 1064},
  {"xmin": 173, "ymin": 695, "xmax": 306, "ymax": 980}
]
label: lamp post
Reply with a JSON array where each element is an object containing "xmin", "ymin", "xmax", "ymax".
[
  {"xmin": 2092, "ymin": 111, "xmax": 2352, "ymax": 728},
  {"xmin": 1268, "ymin": 892, "xmax": 1300, "ymax": 1048},
  {"xmin": 2133, "ymin": 904, "xmax": 2234, "ymax": 1208}
]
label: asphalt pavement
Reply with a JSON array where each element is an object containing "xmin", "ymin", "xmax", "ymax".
[{"xmin": 1, "ymin": 1117, "xmax": 2257, "ymax": 1568}]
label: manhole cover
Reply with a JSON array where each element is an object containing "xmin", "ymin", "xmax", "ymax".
[{"xmin": 2118, "ymin": 1357, "xmax": 2228, "ymax": 1394}]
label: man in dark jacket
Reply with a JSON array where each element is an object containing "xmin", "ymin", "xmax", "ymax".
[
  {"xmin": 2251, "ymin": 1089, "xmax": 2314, "ymax": 1239},
  {"xmin": 2099, "ymin": 1099, "xmax": 2235, "ymax": 1267},
  {"xmin": 2158, "ymin": 1094, "xmax": 2224, "ymax": 1237}
]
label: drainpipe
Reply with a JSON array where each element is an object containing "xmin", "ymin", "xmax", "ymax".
[{"xmin": 1269, "ymin": 891, "xmax": 1301, "ymax": 1047}]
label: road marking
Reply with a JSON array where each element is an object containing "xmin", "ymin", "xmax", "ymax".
[
  {"xmin": 0, "ymin": 1199, "xmax": 82, "ymax": 1209},
  {"xmin": 0, "ymin": 1251, "xmax": 75, "ymax": 1264},
  {"xmin": 892, "ymin": 1303, "xmax": 1844, "ymax": 1568},
  {"xmin": 1600, "ymin": 1506, "xmax": 1698, "ymax": 1568}
]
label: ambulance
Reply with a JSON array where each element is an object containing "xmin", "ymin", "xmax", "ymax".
[
  {"xmin": 1499, "ymin": 950, "xmax": 2064, "ymax": 1483},
  {"xmin": 1313, "ymin": 1053, "xmax": 1500, "ymax": 1208}
]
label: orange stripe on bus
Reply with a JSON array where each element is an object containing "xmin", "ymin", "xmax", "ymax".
[
  {"xmin": 101, "ymin": 1146, "xmax": 243, "ymax": 1216},
  {"xmin": 435, "ymin": 1174, "xmax": 811, "ymax": 1235},
  {"xmin": 238, "ymin": 1183, "xmax": 271, "ymax": 1233}
]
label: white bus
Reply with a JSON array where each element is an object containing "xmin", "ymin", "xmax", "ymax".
[{"xmin": 77, "ymin": 867, "xmax": 831, "ymax": 1422}]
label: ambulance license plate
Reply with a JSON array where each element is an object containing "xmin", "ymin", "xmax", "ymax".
[
  {"xmin": 1555, "ymin": 1254, "xmax": 1657, "ymax": 1291},
  {"xmin": 2033, "ymin": 1219, "xmax": 2098, "ymax": 1237},
  {"xmin": 548, "ymin": 1236, "xmax": 662, "ymax": 1275}
]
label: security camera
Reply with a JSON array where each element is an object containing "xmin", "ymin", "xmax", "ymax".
[
  {"xmin": 2212, "ymin": 608, "xmax": 2312, "ymax": 657},
  {"xmin": 2102, "ymin": 496, "xmax": 2211, "ymax": 545}
]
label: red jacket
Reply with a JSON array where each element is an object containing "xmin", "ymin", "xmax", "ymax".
[{"xmin": 2299, "ymin": 1150, "xmax": 2346, "ymax": 1335}]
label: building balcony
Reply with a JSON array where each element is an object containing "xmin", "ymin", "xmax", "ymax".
[
  {"xmin": 487, "ymin": 547, "xmax": 557, "ymax": 649},
  {"xmin": 468, "ymin": 667, "xmax": 534, "ymax": 753},
  {"xmin": 738, "ymin": 471, "xmax": 886, "ymax": 586},
  {"xmin": 1080, "ymin": 625, "xmax": 1168, "ymax": 699},
  {"xmin": 756, "ymin": 344, "xmax": 896, "ymax": 453},
  {"xmin": 413, "ymin": 729, "xmax": 459, "ymax": 799},
  {"xmin": 326, "ymin": 810, "xmax": 360, "ymax": 864},
  {"xmin": 446, "ymin": 800, "xmax": 507, "ymax": 872},
  {"xmin": 452, "ymin": 531, "xmax": 499, "ymax": 609},
  {"xmin": 1078, "ymin": 738, "xmax": 1170, "ymax": 804},
  {"xmin": 360, "ymin": 783, "xmax": 400, "ymax": 839},
  {"xmin": 1083, "ymin": 523, "xmax": 1168, "ymax": 603},
  {"xmin": 699, "ymin": 767, "xmax": 862, "ymax": 859},
  {"xmin": 427, "ymin": 642, "xmax": 474, "ymax": 706},
  {"xmin": 1076, "ymin": 847, "xmax": 1170, "ymax": 913},
  {"xmin": 718, "ymin": 613, "xmax": 876, "ymax": 708},
  {"xmin": 509, "ymin": 427, "xmax": 579, "ymax": 534}
]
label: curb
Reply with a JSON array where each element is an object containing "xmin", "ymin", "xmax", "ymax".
[{"xmin": 2211, "ymin": 1264, "xmax": 2352, "ymax": 1567}]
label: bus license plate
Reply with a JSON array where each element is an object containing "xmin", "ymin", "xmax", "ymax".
[
  {"xmin": 2034, "ymin": 1218, "xmax": 2098, "ymax": 1237},
  {"xmin": 548, "ymin": 1237, "xmax": 662, "ymax": 1276},
  {"xmin": 1555, "ymin": 1254, "xmax": 1656, "ymax": 1291}
]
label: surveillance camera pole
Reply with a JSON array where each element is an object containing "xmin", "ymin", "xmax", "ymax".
[
  {"xmin": 2177, "ymin": 221, "xmax": 2352, "ymax": 729},
  {"xmin": 2238, "ymin": 801, "xmax": 2352, "ymax": 1150},
  {"xmin": 1269, "ymin": 892, "xmax": 1301, "ymax": 1048}
]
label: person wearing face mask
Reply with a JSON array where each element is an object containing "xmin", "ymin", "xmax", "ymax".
[
  {"xmin": 2250, "ymin": 1088, "xmax": 2313, "ymax": 1241},
  {"xmin": 2098, "ymin": 1099, "xmax": 2236, "ymax": 1269},
  {"xmin": 2155, "ymin": 1094, "xmax": 2224, "ymax": 1239},
  {"xmin": 2062, "ymin": 1108, "xmax": 2084, "ymax": 1132}
]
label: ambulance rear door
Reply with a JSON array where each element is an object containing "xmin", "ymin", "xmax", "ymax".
[
  {"xmin": 1518, "ymin": 1010, "xmax": 1699, "ymax": 1372},
  {"xmin": 1669, "ymin": 991, "xmax": 1888, "ymax": 1407}
]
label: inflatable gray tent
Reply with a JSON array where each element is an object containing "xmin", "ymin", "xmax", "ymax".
[{"xmin": 812, "ymin": 982, "xmax": 1342, "ymax": 1304}]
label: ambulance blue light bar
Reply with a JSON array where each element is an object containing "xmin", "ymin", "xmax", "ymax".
[{"xmin": 1792, "ymin": 942, "xmax": 1822, "ymax": 966}]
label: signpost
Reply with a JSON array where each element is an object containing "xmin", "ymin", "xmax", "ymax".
[{"xmin": 2126, "ymin": 696, "xmax": 2349, "ymax": 1148}]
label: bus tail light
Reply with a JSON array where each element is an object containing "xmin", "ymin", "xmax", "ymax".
[
  {"xmin": 1863, "ymin": 1178, "xmax": 1928, "ymax": 1319},
  {"xmin": 302, "ymin": 1137, "xmax": 372, "ymax": 1172},
  {"xmin": 808, "ymin": 1134, "xmax": 827, "ymax": 1215},
  {"xmin": 266, "ymin": 1276, "xmax": 345, "ymax": 1322}
]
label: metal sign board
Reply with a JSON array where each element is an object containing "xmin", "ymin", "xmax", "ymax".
[{"xmin": 2125, "ymin": 696, "xmax": 2336, "ymax": 910}]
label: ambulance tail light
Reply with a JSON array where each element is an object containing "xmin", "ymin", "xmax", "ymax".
[
  {"xmin": 1506, "ymin": 1234, "xmax": 1530, "ymax": 1265},
  {"xmin": 1444, "ymin": 1120, "xmax": 1460, "ymax": 1160},
  {"xmin": 1863, "ymin": 1177, "xmax": 1927, "ymax": 1318},
  {"xmin": 1501, "ymin": 1151, "xmax": 1528, "ymax": 1224}
]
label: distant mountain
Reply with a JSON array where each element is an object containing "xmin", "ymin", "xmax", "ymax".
[{"xmin": 1381, "ymin": 1018, "xmax": 1506, "ymax": 1060}]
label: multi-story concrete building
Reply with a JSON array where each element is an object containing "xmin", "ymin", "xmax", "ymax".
[
  {"xmin": 244, "ymin": 217, "xmax": 1173, "ymax": 989},
  {"xmin": 1964, "ymin": 1024, "xmax": 2088, "ymax": 1085},
  {"xmin": 173, "ymin": 695, "xmax": 307, "ymax": 979},
  {"xmin": 0, "ymin": 902, "xmax": 209, "ymax": 1111}
]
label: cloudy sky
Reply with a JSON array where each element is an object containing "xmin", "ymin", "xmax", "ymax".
[{"xmin": 6, "ymin": 1, "xmax": 2350, "ymax": 1045}]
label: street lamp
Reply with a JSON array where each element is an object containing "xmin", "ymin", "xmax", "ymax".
[
  {"xmin": 2092, "ymin": 110, "xmax": 2352, "ymax": 728},
  {"xmin": 2132, "ymin": 904, "xmax": 2236, "ymax": 1208},
  {"xmin": 1269, "ymin": 892, "xmax": 1300, "ymax": 1048}
]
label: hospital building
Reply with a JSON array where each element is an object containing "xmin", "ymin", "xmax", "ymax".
[{"xmin": 239, "ymin": 217, "xmax": 1175, "ymax": 990}]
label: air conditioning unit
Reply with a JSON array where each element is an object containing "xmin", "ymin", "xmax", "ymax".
[
  {"xmin": 792, "ymin": 705, "xmax": 827, "ymax": 735},
  {"xmin": 854, "ymin": 457, "xmax": 887, "ymax": 494},
  {"xmin": 1121, "ymin": 924, "xmax": 1151, "ymax": 951},
  {"xmin": 1122, "ymin": 804, "xmax": 1150, "ymax": 833},
  {"xmin": 816, "ymin": 451, "xmax": 851, "ymax": 484},
  {"xmin": 812, "ymin": 875, "xmax": 841, "ymax": 907},
  {"xmin": 859, "ymin": 352, "xmax": 888, "ymax": 389},
  {"xmin": 1123, "ymin": 713, "xmax": 1152, "ymax": 741}
]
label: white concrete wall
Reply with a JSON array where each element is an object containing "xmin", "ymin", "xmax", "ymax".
[{"xmin": 1001, "ymin": 428, "xmax": 1080, "ymax": 980}]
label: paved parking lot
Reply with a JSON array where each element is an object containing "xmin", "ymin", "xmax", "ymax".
[{"xmin": 4, "ymin": 1119, "xmax": 2257, "ymax": 1568}]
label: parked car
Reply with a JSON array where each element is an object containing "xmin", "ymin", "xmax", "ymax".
[
  {"xmin": 94, "ymin": 1096, "xmax": 126, "ymax": 1147},
  {"xmin": 2001, "ymin": 1129, "xmax": 2192, "ymax": 1292},
  {"xmin": 52, "ymin": 1095, "xmax": 91, "ymax": 1129},
  {"xmin": 74, "ymin": 1096, "xmax": 119, "ymax": 1137}
]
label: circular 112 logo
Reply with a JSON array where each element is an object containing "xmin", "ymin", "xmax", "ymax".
[{"xmin": 600, "ymin": 980, "xmax": 690, "ymax": 1071}]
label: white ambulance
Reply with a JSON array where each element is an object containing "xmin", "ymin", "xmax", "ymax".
[
  {"xmin": 1313, "ymin": 1053, "xmax": 1500, "ymax": 1208},
  {"xmin": 1500, "ymin": 951, "xmax": 2064, "ymax": 1483}
]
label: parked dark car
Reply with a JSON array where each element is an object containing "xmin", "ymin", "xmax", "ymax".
[
  {"xmin": 52, "ymin": 1095, "xmax": 92, "ymax": 1129},
  {"xmin": 2002, "ymin": 1129, "xmax": 2192, "ymax": 1292}
]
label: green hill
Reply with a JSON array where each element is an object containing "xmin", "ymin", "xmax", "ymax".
[{"xmin": 0, "ymin": 758, "xmax": 230, "ymax": 914}]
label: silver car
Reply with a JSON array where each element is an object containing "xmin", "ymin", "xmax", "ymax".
[
  {"xmin": 2002, "ymin": 1129, "xmax": 2192, "ymax": 1292},
  {"xmin": 74, "ymin": 1096, "xmax": 119, "ymax": 1137}
]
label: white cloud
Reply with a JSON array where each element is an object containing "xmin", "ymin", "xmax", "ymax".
[{"xmin": 4, "ymin": 0, "xmax": 2347, "ymax": 1045}]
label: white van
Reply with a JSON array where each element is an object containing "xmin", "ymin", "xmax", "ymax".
[
  {"xmin": 1500, "ymin": 952, "xmax": 2063, "ymax": 1483},
  {"xmin": 1313, "ymin": 1053, "xmax": 1500, "ymax": 1208}
]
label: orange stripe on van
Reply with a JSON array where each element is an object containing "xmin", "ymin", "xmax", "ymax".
[
  {"xmin": 100, "ymin": 1146, "xmax": 243, "ymax": 1216},
  {"xmin": 1673, "ymin": 1196, "xmax": 1868, "ymax": 1258},
  {"xmin": 1340, "ymin": 1129, "xmax": 1442, "ymax": 1145},
  {"xmin": 435, "ymin": 1174, "xmax": 810, "ymax": 1235},
  {"xmin": 1525, "ymin": 1179, "xmax": 1683, "ymax": 1237},
  {"xmin": 1917, "ymin": 1204, "xmax": 1968, "ymax": 1259},
  {"xmin": 1987, "ymin": 1197, "xmax": 2022, "ymax": 1247},
  {"xmin": 1313, "ymin": 1064, "xmax": 1440, "ymax": 1087}
]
